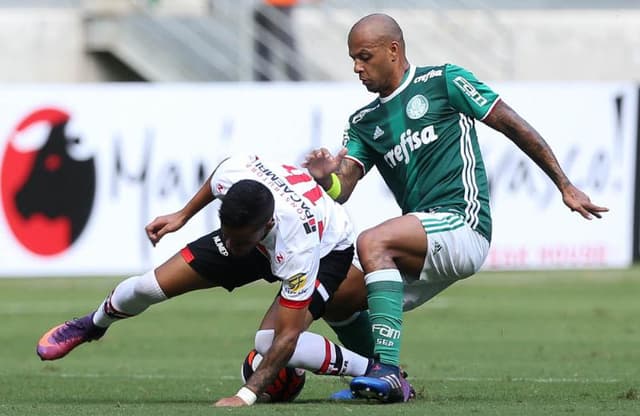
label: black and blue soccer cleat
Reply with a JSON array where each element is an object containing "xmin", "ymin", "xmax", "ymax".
[{"xmin": 349, "ymin": 362, "xmax": 415, "ymax": 403}]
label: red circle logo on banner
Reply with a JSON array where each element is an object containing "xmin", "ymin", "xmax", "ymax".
[{"xmin": 1, "ymin": 108, "xmax": 96, "ymax": 256}]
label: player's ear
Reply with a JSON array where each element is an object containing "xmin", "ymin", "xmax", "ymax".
[
  {"xmin": 266, "ymin": 217, "xmax": 275, "ymax": 230},
  {"xmin": 389, "ymin": 40, "xmax": 400, "ymax": 60}
]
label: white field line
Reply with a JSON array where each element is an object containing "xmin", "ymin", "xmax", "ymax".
[
  {"xmin": 437, "ymin": 376, "xmax": 622, "ymax": 384},
  {"xmin": 46, "ymin": 373, "xmax": 622, "ymax": 384}
]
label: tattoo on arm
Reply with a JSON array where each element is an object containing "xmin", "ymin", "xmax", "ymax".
[
  {"xmin": 485, "ymin": 101, "xmax": 571, "ymax": 190},
  {"xmin": 245, "ymin": 334, "xmax": 296, "ymax": 395},
  {"xmin": 245, "ymin": 305, "xmax": 304, "ymax": 396},
  {"xmin": 247, "ymin": 361, "xmax": 280, "ymax": 394}
]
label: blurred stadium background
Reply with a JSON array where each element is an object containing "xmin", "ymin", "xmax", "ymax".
[
  {"xmin": 2, "ymin": 0, "xmax": 640, "ymax": 83},
  {"xmin": 0, "ymin": 1, "xmax": 638, "ymax": 414}
]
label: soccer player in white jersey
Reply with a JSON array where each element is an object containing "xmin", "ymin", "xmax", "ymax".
[
  {"xmin": 36, "ymin": 155, "xmax": 414, "ymax": 407},
  {"xmin": 304, "ymin": 13, "xmax": 609, "ymax": 402}
]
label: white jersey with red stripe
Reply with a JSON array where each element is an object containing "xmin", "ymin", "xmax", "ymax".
[{"xmin": 209, "ymin": 155, "xmax": 355, "ymax": 307}]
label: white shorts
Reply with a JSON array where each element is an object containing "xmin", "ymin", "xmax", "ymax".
[{"xmin": 353, "ymin": 212, "xmax": 490, "ymax": 312}]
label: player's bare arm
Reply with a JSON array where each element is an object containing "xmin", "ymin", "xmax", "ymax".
[
  {"xmin": 483, "ymin": 100, "xmax": 609, "ymax": 219},
  {"xmin": 333, "ymin": 157, "xmax": 363, "ymax": 203},
  {"xmin": 245, "ymin": 304, "xmax": 306, "ymax": 393},
  {"xmin": 303, "ymin": 147, "xmax": 362, "ymax": 203},
  {"xmin": 215, "ymin": 303, "xmax": 307, "ymax": 407},
  {"xmin": 145, "ymin": 173, "xmax": 215, "ymax": 246}
]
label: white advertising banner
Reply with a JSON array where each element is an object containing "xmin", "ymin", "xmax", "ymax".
[
  {"xmin": 0, "ymin": 82, "xmax": 635, "ymax": 276},
  {"xmin": 477, "ymin": 84, "xmax": 637, "ymax": 269}
]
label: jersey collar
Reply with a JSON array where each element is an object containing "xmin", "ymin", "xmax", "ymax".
[{"xmin": 379, "ymin": 65, "xmax": 415, "ymax": 104}]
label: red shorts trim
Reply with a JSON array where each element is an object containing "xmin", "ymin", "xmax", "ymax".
[
  {"xmin": 278, "ymin": 296, "xmax": 312, "ymax": 309},
  {"xmin": 180, "ymin": 246, "xmax": 195, "ymax": 263}
]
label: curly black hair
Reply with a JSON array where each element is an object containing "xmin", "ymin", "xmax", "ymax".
[{"xmin": 219, "ymin": 179, "xmax": 274, "ymax": 228}]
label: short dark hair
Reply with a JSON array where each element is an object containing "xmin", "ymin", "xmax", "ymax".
[{"xmin": 219, "ymin": 179, "xmax": 274, "ymax": 228}]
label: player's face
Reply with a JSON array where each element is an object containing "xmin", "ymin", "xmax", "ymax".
[
  {"xmin": 221, "ymin": 221, "xmax": 271, "ymax": 257},
  {"xmin": 348, "ymin": 32, "xmax": 396, "ymax": 96}
]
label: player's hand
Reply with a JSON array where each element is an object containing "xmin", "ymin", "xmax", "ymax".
[
  {"xmin": 145, "ymin": 212, "xmax": 187, "ymax": 246},
  {"xmin": 561, "ymin": 184, "xmax": 609, "ymax": 220},
  {"xmin": 302, "ymin": 147, "xmax": 348, "ymax": 181},
  {"xmin": 213, "ymin": 395, "xmax": 250, "ymax": 407}
]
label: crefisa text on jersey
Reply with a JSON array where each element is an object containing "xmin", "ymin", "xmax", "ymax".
[{"xmin": 383, "ymin": 125, "xmax": 439, "ymax": 168}]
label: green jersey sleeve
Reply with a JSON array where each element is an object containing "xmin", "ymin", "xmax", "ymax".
[{"xmin": 445, "ymin": 64, "xmax": 500, "ymax": 120}]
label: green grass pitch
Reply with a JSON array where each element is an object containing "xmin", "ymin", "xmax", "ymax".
[{"xmin": 1, "ymin": 267, "xmax": 638, "ymax": 416}]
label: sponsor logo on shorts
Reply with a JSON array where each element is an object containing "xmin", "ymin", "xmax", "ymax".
[
  {"xmin": 432, "ymin": 241, "xmax": 442, "ymax": 255},
  {"xmin": 213, "ymin": 235, "xmax": 229, "ymax": 256}
]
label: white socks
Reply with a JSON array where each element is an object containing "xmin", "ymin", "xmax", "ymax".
[
  {"xmin": 254, "ymin": 329, "xmax": 370, "ymax": 376},
  {"xmin": 92, "ymin": 270, "xmax": 167, "ymax": 328},
  {"xmin": 90, "ymin": 271, "xmax": 372, "ymax": 379}
]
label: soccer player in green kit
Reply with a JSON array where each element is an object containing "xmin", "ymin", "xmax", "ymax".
[{"xmin": 304, "ymin": 13, "xmax": 609, "ymax": 403}]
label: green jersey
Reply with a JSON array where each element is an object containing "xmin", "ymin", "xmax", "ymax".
[{"xmin": 343, "ymin": 64, "xmax": 498, "ymax": 242}]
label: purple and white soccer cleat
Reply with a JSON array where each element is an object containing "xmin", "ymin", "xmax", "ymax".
[{"xmin": 36, "ymin": 312, "xmax": 106, "ymax": 360}]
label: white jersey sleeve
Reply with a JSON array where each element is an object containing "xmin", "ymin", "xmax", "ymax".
[
  {"xmin": 209, "ymin": 155, "xmax": 355, "ymax": 309},
  {"xmin": 261, "ymin": 219, "xmax": 320, "ymax": 309},
  {"xmin": 209, "ymin": 156, "xmax": 237, "ymax": 198}
]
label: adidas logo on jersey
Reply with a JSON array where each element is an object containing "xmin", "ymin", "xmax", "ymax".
[{"xmin": 373, "ymin": 126, "xmax": 384, "ymax": 140}]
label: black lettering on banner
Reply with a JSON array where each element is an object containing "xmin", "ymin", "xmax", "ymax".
[
  {"xmin": 113, "ymin": 130, "xmax": 152, "ymax": 261},
  {"xmin": 112, "ymin": 130, "xmax": 213, "ymax": 263},
  {"xmin": 485, "ymin": 144, "xmax": 616, "ymax": 210}
]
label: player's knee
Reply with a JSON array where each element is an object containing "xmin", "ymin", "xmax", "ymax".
[
  {"xmin": 131, "ymin": 270, "xmax": 166, "ymax": 304},
  {"xmin": 254, "ymin": 329, "xmax": 275, "ymax": 355},
  {"xmin": 356, "ymin": 228, "xmax": 384, "ymax": 253}
]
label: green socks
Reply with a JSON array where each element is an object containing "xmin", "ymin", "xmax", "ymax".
[
  {"xmin": 365, "ymin": 270, "xmax": 403, "ymax": 366},
  {"xmin": 327, "ymin": 310, "xmax": 375, "ymax": 357}
]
